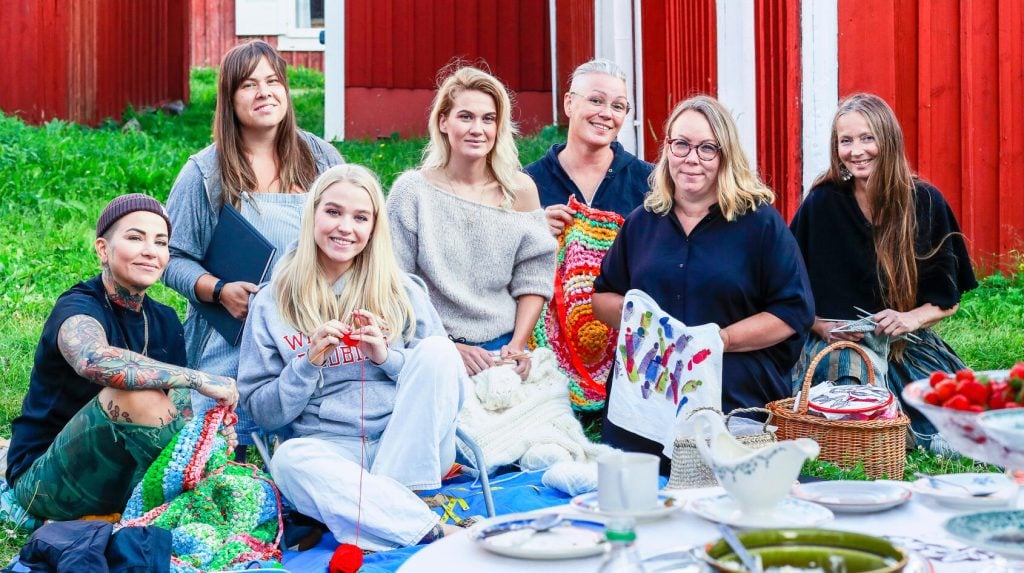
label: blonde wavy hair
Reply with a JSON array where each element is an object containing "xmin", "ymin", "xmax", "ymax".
[
  {"xmin": 644, "ymin": 95, "xmax": 774, "ymax": 220},
  {"xmin": 420, "ymin": 65, "xmax": 522, "ymax": 209},
  {"xmin": 273, "ymin": 164, "xmax": 416, "ymax": 339}
]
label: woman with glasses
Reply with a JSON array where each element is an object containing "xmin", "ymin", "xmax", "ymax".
[
  {"xmin": 592, "ymin": 96, "xmax": 814, "ymax": 472},
  {"xmin": 789, "ymin": 94, "xmax": 976, "ymax": 450},
  {"xmin": 527, "ymin": 59, "xmax": 653, "ymax": 236}
]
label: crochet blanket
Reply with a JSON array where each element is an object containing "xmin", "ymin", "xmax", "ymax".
[
  {"xmin": 530, "ymin": 196, "xmax": 624, "ymax": 411},
  {"xmin": 457, "ymin": 347, "xmax": 614, "ymax": 475},
  {"xmin": 118, "ymin": 407, "xmax": 283, "ymax": 573}
]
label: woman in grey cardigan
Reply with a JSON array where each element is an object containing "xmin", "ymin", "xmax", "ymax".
[
  {"xmin": 387, "ymin": 66, "xmax": 556, "ymax": 381},
  {"xmin": 163, "ymin": 40, "xmax": 342, "ymax": 451}
]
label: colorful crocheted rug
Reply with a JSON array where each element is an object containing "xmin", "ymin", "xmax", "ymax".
[
  {"xmin": 530, "ymin": 196, "xmax": 624, "ymax": 411},
  {"xmin": 118, "ymin": 406, "xmax": 283, "ymax": 573}
]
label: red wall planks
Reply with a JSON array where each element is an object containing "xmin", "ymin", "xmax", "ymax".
[
  {"xmin": 553, "ymin": 0, "xmax": 595, "ymax": 124},
  {"xmin": 0, "ymin": 0, "xmax": 188, "ymax": 126},
  {"xmin": 754, "ymin": 0, "xmax": 801, "ymax": 221},
  {"xmin": 839, "ymin": 0, "xmax": 1024, "ymax": 270},
  {"xmin": 344, "ymin": 0, "xmax": 552, "ymax": 138},
  {"xmin": 640, "ymin": 0, "xmax": 717, "ymax": 162}
]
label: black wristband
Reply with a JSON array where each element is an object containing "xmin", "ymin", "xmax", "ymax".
[{"xmin": 212, "ymin": 280, "xmax": 226, "ymax": 303}]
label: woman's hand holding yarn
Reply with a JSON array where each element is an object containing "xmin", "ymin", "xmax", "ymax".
[
  {"xmin": 348, "ymin": 309, "xmax": 390, "ymax": 365},
  {"xmin": 455, "ymin": 343, "xmax": 496, "ymax": 377},
  {"xmin": 544, "ymin": 203, "xmax": 576, "ymax": 237},
  {"xmin": 501, "ymin": 344, "xmax": 532, "ymax": 380},
  {"xmin": 308, "ymin": 319, "xmax": 350, "ymax": 366}
]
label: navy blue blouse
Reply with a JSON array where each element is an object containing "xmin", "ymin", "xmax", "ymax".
[
  {"xmin": 525, "ymin": 141, "xmax": 653, "ymax": 217},
  {"xmin": 595, "ymin": 204, "xmax": 815, "ymax": 412}
]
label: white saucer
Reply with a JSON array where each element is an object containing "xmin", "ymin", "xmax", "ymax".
[
  {"xmin": 570, "ymin": 491, "xmax": 683, "ymax": 522},
  {"xmin": 909, "ymin": 473, "xmax": 1016, "ymax": 509},
  {"xmin": 792, "ymin": 480, "xmax": 912, "ymax": 513},
  {"xmin": 688, "ymin": 494, "xmax": 834, "ymax": 529},
  {"xmin": 469, "ymin": 512, "xmax": 606, "ymax": 560}
]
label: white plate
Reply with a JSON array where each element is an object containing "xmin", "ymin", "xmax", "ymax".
[
  {"xmin": 570, "ymin": 491, "xmax": 683, "ymax": 522},
  {"xmin": 469, "ymin": 512, "xmax": 606, "ymax": 560},
  {"xmin": 909, "ymin": 473, "xmax": 1016, "ymax": 509},
  {"xmin": 688, "ymin": 494, "xmax": 834, "ymax": 529},
  {"xmin": 792, "ymin": 480, "xmax": 912, "ymax": 513},
  {"xmin": 945, "ymin": 510, "xmax": 1024, "ymax": 559}
]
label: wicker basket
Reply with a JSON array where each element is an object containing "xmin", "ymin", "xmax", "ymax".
[
  {"xmin": 667, "ymin": 407, "xmax": 777, "ymax": 489},
  {"xmin": 766, "ymin": 341, "xmax": 910, "ymax": 479}
]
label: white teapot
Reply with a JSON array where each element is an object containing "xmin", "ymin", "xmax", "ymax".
[{"xmin": 689, "ymin": 409, "xmax": 820, "ymax": 516}]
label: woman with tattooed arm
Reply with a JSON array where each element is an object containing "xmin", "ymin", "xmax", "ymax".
[{"xmin": 4, "ymin": 195, "xmax": 239, "ymax": 522}]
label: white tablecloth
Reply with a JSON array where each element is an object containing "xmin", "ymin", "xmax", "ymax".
[{"xmin": 399, "ymin": 486, "xmax": 1023, "ymax": 572}]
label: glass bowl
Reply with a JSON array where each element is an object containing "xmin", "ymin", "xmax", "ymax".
[{"xmin": 902, "ymin": 372, "xmax": 1024, "ymax": 468}]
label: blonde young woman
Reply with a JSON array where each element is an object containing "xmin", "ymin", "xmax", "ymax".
[
  {"xmin": 164, "ymin": 40, "xmax": 343, "ymax": 451},
  {"xmin": 387, "ymin": 66, "xmax": 557, "ymax": 380},
  {"xmin": 789, "ymin": 94, "xmax": 977, "ymax": 449},
  {"xmin": 237, "ymin": 164, "xmax": 466, "ymax": 550},
  {"xmin": 593, "ymin": 95, "xmax": 814, "ymax": 472}
]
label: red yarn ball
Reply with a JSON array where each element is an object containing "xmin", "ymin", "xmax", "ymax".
[
  {"xmin": 329, "ymin": 543, "xmax": 363, "ymax": 573},
  {"xmin": 342, "ymin": 331, "xmax": 358, "ymax": 347}
]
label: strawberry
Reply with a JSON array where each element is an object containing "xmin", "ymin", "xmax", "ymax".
[
  {"xmin": 967, "ymin": 404, "xmax": 985, "ymax": 413},
  {"xmin": 929, "ymin": 371, "xmax": 950, "ymax": 388},
  {"xmin": 1009, "ymin": 362, "xmax": 1024, "ymax": 382},
  {"xmin": 1004, "ymin": 402, "xmax": 1022, "ymax": 409},
  {"xmin": 924, "ymin": 391, "xmax": 942, "ymax": 406},
  {"xmin": 934, "ymin": 379, "xmax": 957, "ymax": 402},
  {"xmin": 955, "ymin": 368, "xmax": 976, "ymax": 382},
  {"xmin": 942, "ymin": 395, "xmax": 971, "ymax": 411},
  {"xmin": 956, "ymin": 379, "xmax": 989, "ymax": 405},
  {"xmin": 989, "ymin": 391, "xmax": 1007, "ymax": 410}
]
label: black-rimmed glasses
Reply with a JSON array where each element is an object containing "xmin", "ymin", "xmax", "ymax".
[
  {"xmin": 570, "ymin": 92, "xmax": 631, "ymax": 116},
  {"xmin": 666, "ymin": 138, "xmax": 721, "ymax": 161}
]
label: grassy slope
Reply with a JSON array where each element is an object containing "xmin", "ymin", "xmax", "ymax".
[{"xmin": 0, "ymin": 67, "xmax": 1021, "ymax": 557}]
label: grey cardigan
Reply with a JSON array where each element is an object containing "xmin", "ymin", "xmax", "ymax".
[{"xmin": 164, "ymin": 131, "xmax": 343, "ymax": 367}]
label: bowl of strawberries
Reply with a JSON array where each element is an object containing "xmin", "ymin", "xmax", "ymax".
[{"xmin": 902, "ymin": 362, "xmax": 1024, "ymax": 467}]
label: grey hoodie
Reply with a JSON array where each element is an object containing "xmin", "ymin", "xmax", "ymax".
[{"xmin": 237, "ymin": 272, "xmax": 446, "ymax": 439}]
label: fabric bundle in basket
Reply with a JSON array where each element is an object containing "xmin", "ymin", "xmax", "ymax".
[
  {"xmin": 530, "ymin": 196, "xmax": 624, "ymax": 411},
  {"xmin": 766, "ymin": 341, "xmax": 910, "ymax": 479},
  {"xmin": 118, "ymin": 406, "xmax": 284, "ymax": 573},
  {"xmin": 667, "ymin": 407, "xmax": 777, "ymax": 489}
]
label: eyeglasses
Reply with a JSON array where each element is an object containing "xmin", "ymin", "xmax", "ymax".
[
  {"xmin": 570, "ymin": 92, "xmax": 631, "ymax": 116},
  {"xmin": 666, "ymin": 138, "xmax": 721, "ymax": 161}
]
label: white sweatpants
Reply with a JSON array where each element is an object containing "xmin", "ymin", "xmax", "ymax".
[{"xmin": 269, "ymin": 336, "xmax": 465, "ymax": 550}]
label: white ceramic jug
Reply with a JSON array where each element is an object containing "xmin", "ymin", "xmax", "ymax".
[{"xmin": 690, "ymin": 409, "xmax": 819, "ymax": 516}]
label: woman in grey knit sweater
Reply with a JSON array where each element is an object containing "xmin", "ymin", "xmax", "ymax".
[{"xmin": 387, "ymin": 66, "xmax": 557, "ymax": 381}]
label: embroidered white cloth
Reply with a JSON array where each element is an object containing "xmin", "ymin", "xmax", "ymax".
[{"xmin": 608, "ymin": 289, "xmax": 724, "ymax": 456}]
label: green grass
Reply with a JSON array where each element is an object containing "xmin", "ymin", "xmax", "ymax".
[{"xmin": 0, "ymin": 66, "xmax": 1021, "ymax": 561}]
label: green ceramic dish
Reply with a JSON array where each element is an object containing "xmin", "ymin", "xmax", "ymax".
[{"xmin": 701, "ymin": 528, "xmax": 908, "ymax": 573}]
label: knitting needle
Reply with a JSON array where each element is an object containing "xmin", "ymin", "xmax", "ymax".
[{"xmin": 852, "ymin": 306, "xmax": 923, "ymax": 343}]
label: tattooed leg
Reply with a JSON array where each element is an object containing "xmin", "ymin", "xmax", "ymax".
[{"xmin": 97, "ymin": 387, "xmax": 178, "ymax": 427}]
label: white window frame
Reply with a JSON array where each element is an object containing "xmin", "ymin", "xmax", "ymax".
[{"xmin": 236, "ymin": 0, "xmax": 324, "ymax": 52}]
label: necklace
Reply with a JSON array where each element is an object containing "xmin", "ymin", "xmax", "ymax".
[
  {"xmin": 442, "ymin": 169, "xmax": 492, "ymax": 224},
  {"xmin": 106, "ymin": 293, "xmax": 149, "ymax": 356}
]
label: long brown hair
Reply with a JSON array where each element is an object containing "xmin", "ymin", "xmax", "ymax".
[
  {"xmin": 814, "ymin": 93, "xmax": 917, "ymax": 358},
  {"xmin": 214, "ymin": 40, "xmax": 317, "ymax": 208}
]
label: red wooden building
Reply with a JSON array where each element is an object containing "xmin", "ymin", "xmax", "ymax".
[{"xmin": 0, "ymin": 1, "xmax": 189, "ymax": 126}]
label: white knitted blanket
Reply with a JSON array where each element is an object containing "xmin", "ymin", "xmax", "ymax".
[{"xmin": 457, "ymin": 348, "xmax": 614, "ymax": 475}]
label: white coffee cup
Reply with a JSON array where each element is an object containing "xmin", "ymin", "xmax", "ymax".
[{"xmin": 597, "ymin": 452, "xmax": 660, "ymax": 512}]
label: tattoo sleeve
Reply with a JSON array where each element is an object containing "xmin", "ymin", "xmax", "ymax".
[{"xmin": 57, "ymin": 314, "xmax": 216, "ymax": 391}]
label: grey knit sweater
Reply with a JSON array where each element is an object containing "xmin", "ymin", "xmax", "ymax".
[{"xmin": 387, "ymin": 170, "xmax": 557, "ymax": 343}]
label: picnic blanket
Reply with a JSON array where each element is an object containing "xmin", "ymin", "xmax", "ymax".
[{"xmin": 530, "ymin": 196, "xmax": 624, "ymax": 411}]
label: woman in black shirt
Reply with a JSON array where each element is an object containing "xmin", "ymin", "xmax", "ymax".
[{"xmin": 789, "ymin": 93, "xmax": 977, "ymax": 449}]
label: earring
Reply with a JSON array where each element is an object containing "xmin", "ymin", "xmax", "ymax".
[{"xmin": 839, "ymin": 164, "xmax": 853, "ymax": 182}]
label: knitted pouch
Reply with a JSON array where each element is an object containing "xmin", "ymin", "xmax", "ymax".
[
  {"xmin": 667, "ymin": 407, "xmax": 777, "ymax": 489},
  {"xmin": 118, "ymin": 407, "xmax": 284, "ymax": 573},
  {"xmin": 530, "ymin": 196, "xmax": 624, "ymax": 411}
]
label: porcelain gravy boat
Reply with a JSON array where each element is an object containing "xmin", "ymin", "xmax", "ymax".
[{"xmin": 690, "ymin": 409, "xmax": 820, "ymax": 517}]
